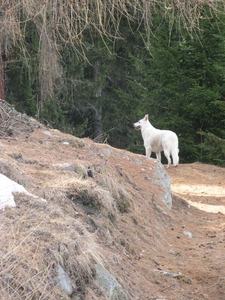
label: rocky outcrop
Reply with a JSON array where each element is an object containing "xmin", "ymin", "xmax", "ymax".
[{"xmin": 94, "ymin": 264, "xmax": 129, "ymax": 300}]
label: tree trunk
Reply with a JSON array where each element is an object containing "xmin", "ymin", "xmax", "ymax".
[
  {"xmin": 93, "ymin": 107, "xmax": 104, "ymax": 142},
  {"xmin": 0, "ymin": 47, "xmax": 5, "ymax": 100},
  {"xmin": 92, "ymin": 61, "xmax": 104, "ymax": 143}
]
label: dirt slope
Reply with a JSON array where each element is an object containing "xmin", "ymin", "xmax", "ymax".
[{"xmin": 0, "ymin": 100, "xmax": 225, "ymax": 300}]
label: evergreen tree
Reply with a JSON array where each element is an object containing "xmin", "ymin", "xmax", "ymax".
[{"xmin": 122, "ymin": 10, "xmax": 225, "ymax": 164}]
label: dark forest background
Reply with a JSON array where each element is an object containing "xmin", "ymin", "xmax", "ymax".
[{"xmin": 1, "ymin": 2, "xmax": 225, "ymax": 165}]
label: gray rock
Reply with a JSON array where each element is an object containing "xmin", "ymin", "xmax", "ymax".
[
  {"xmin": 134, "ymin": 159, "xmax": 143, "ymax": 165},
  {"xmin": 55, "ymin": 265, "xmax": 73, "ymax": 296},
  {"xmin": 155, "ymin": 165, "xmax": 172, "ymax": 210},
  {"xmin": 102, "ymin": 148, "xmax": 112, "ymax": 156},
  {"xmin": 87, "ymin": 165, "xmax": 95, "ymax": 178},
  {"xmin": 53, "ymin": 162, "xmax": 76, "ymax": 172},
  {"xmin": 94, "ymin": 264, "xmax": 128, "ymax": 300}
]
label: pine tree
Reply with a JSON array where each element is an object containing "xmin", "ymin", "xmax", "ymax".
[{"xmin": 122, "ymin": 9, "xmax": 225, "ymax": 164}]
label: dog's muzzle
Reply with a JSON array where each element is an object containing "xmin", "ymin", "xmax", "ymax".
[{"xmin": 133, "ymin": 124, "xmax": 141, "ymax": 130}]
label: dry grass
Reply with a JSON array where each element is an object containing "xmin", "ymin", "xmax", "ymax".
[
  {"xmin": 0, "ymin": 159, "xmax": 134, "ymax": 299},
  {"xmin": 0, "ymin": 192, "xmax": 104, "ymax": 299},
  {"xmin": 0, "ymin": 100, "xmax": 43, "ymax": 137},
  {"xmin": 46, "ymin": 175, "xmax": 118, "ymax": 221},
  {"xmin": 46, "ymin": 164, "xmax": 135, "ymax": 216},
  {"xmin": 101, "ymin": 176, "xmax": 133, "ymax": 213}
]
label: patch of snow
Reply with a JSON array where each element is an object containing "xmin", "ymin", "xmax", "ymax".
[
  {"xmin": 183, "ymin": 230, "xmax": 195, "ymax": 238},
  {"xmin": 0, "ymin": 173, "xmax": 46, "ymax": 211}
]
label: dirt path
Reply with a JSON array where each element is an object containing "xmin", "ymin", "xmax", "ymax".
[
  {"xmin": 166, "ymin": 163, "xmax": 225, "ymax": 300},
  {"xmin": 168, "ymin": 163, "xmax": 225, "ymax": 213}
]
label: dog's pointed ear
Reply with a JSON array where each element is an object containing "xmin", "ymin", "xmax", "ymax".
[{"xmin": 144, "ymin": 114, "xmax": 149, "ymax": 121}]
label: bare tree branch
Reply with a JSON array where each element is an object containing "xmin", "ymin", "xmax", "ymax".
[{"xmin": 0, "ymin": 0, "xmax": 224, "ymax": 103}]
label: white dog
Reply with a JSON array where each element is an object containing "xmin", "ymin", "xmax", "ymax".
[{"xmin": 134, "ymin": 114, "xmax": 179, "ymax": 168}]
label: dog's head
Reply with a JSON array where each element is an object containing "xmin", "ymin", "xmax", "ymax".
[{"xmin": 133, "ymin": 114, "xmax": 149, "ymax": 130}]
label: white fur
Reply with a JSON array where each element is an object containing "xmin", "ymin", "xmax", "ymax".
[{"xmin": 134, "ymin": 114, "xmax": 179, "ymax": 168}]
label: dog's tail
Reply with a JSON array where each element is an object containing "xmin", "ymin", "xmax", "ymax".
[{"xmin": 172, "ymin": 140, "xmax": 179, "ymax": 167}]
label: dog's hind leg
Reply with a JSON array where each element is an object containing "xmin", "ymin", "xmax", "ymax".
[
  {"xmin": 156, "ymin": 152, "xmax": 161, "ymax": 163},
  {"xmin": 172, "ymin": 148, "xmax": 179, "ymax": 167},
  {"xmin": 164, "ymin": 149, "xmax": 171, "ymax": 168}
]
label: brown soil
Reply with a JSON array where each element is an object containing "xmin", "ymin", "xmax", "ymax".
[{"xmin": 0, "ymin": 100, "xmax": 225, "ymax": 300}]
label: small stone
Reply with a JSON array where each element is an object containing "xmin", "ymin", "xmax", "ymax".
[
  {"xmin": 87, "ymin": 166, "xmax": 95, "ymax": 178},
  {"xmin": 183, "ymin": 230, "xmax": 195, "ymax": 238}
]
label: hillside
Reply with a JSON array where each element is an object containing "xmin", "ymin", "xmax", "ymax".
[{"xmin": 0, "ymin": 100, "xmax": 225, "ymax": 300}]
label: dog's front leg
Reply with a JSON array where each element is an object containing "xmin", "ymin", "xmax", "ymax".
[
  {"xmin": 145, "ymin": 147, "xmax": 151, "ymax": 158},
  {"xmin": 156, "ymin": 152, "xmax": 161, "ymax": 163}
]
